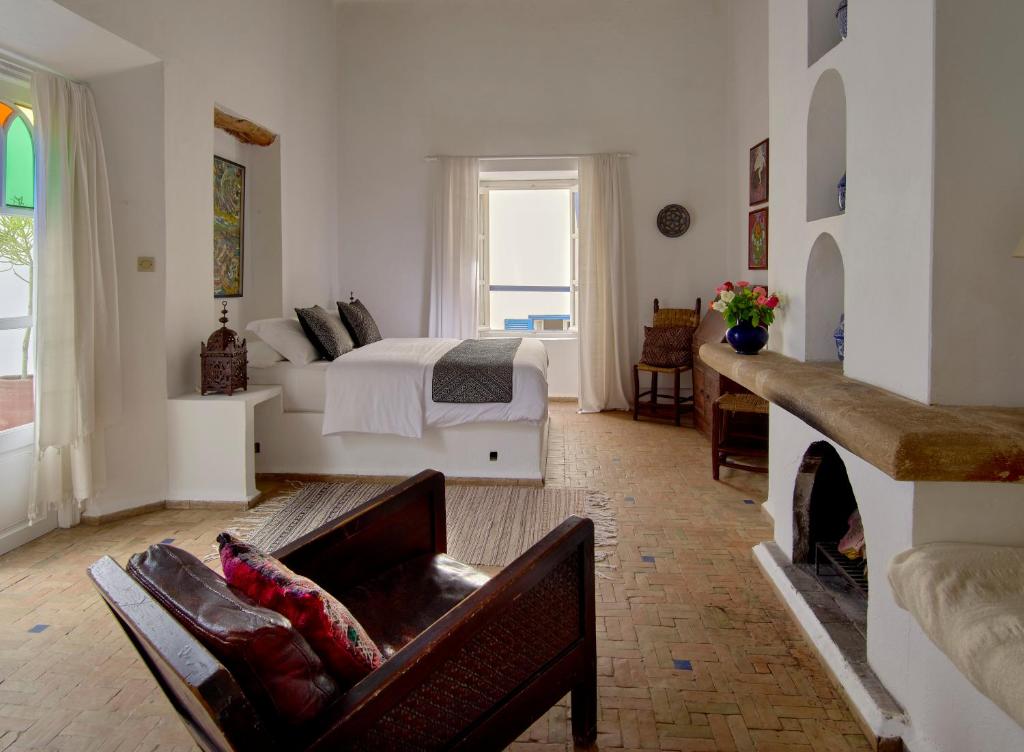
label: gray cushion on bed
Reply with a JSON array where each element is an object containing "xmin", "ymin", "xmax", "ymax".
[
  {"xmin": 337, "ymin": 300, "xmax": 382, "ymax": 347},
  {"xmin": 295, "ymin": 305, "xmax": 355, "ymax": 361}
]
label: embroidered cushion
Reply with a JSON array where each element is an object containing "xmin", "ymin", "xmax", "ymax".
[
  {"xmin": 641, "ymin": 325, "xmax": 695, "ymax": 368},
  {"xmin": 294, "ymin": 305, "xmax": 355, "ymax": 361},
  {"xmin": 337, "ymin": 299, "xmax": 382, "ymax": 347},
  {"xmin": 127, "ymin": 544, "xmax": 338, "ymax": 725},
  {"xmin": 218, "ymin": 532, "xmax": 383, "ymax": 687}
]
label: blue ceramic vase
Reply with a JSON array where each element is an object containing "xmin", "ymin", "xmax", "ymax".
[
  {"xmin": 838, "ymin": 172, "xmax": 847, "ymax": 212},
  {"xmin": 726, "ymin": 320, "xmax": 769, "ymax": 355},
  {"xmin": 834, "ymin": 314, "xmax": 845, "ymax": 361},
  {"xmin": 836, "ymin": 0, "xmax": 848, "ymax": 38}
]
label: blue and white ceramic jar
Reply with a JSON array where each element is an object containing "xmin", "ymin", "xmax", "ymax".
[
  {"xmin": 838, "ymin": 173, "xmax": 847, "ymax": 212},
  {"xmin": 836, "ymin": 0, "xmax": 848, "ymax": 39},
  {"xmin": 834, "ymin": 314, "xmax": 845, "ymax": 361}
]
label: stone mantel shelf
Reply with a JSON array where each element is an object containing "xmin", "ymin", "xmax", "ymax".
[{"xmin": 699, "ymin": 344, "xmax": 1024, "ymax": 483}]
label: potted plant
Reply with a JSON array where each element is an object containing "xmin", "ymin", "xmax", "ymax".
[{"xmin": 709, "ymin": 281, "xmax": 780, "ymax": 355}]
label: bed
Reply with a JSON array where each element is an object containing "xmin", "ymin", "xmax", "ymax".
[{"xmin": 250, "ymin": 337, "xmax": 550, "ymax": 482}]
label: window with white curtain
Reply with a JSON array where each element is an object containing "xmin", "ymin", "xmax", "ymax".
[
  {"xmin": 478, "ymin": 178, "xmax": 579, "ymax": 333},
  {"xmin": 0, "ymin": 95, "xmax": 35, "ymax": 435}
]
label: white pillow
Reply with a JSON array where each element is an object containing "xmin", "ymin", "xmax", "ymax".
[
  {"xmin": 246, "ymin": 339, "xmax": 285, "ymax": 368},
  {"xmin": 246, "ymin": 318, "xmax": 320, "ymax": 365}
]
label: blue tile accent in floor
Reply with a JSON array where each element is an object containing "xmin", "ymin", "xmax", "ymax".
[
  {"xmin": 673, "ymin": 659, "xmax": 693, "ymax": 671},
  {"xmin": 641, "ymin": 555, "xmax": 656, "ymax": 563},
  {"xmin": 28, "ymin": 624, "xmax": 49, "ymax": 633},
  {"xmin": 743, "ymin": 499, "xmax": 755, "ymax": 505},
  {"xmin": 160, "ymin": 538, "xmax": 175, "ymax": 544}
]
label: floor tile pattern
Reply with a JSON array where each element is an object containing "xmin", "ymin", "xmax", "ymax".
[{"xmin": 0, "ymin": 404, "xmax": 869, "ymax": 751}]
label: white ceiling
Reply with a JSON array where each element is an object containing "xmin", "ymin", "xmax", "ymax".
[{"xmin": 0, "ymin": 0, "xmax": 157, "ymax": 81}]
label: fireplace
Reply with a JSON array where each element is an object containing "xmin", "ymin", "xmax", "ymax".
[{"xmin": 792, "ymin": 441, "xmax": 868, "ymax": 617}]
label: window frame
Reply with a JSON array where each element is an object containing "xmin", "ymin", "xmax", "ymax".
[
  {"xmin": 478, "ymin": 178, "xmax": 579, "ymax": 337},
  {"xmin": 0, "ymin": 98, "xmax": 36, "ymax": 444}
]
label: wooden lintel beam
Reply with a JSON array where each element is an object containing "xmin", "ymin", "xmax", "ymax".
[{"xmin": 213, "ymin": 108, "xmax": 277, "ymax": 147}]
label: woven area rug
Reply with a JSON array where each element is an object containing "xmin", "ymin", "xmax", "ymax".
[{"xmin": 220, "ymin": 481, "xmax": 616, "ymax": 568}]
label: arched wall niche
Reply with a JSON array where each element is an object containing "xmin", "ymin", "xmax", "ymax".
[
  {"xmin": 807, "ymin": 0, "xmax": 844, "ymax": 66},
  {"xmin": 805, "ymin": 232, "xmax": 844, "ymax": 363},
  {"xmin": 807, "ymin": 69, "xmax": 846, "ymax": 222}
]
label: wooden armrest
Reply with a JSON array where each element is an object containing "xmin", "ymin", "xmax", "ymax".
[
  {"xmin": 308, "ymin": 515, "xmax": 596, "ymax": 750},
  {"xmin": 274, "ymin": 470, "xmax": 447, "ymax": 594}
]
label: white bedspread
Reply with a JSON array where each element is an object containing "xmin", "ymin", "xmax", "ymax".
[{"xmin": 322, "ymin": 338, "xmax": 549, "ymax": 438}]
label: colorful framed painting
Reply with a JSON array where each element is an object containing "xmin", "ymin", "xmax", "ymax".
[
  {"xmin": 748, "ymin": 207, "xmax": 768, "ymax": 270},
  {"xmin": 213, "ymin": 155, "xmax": 245, "ymax": 298},
  {"xmin": 749, "ymin": 138, "xmax": 769, "ymax": 206}
]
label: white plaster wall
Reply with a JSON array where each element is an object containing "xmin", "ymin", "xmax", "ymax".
[
  {"xmin": 86, "ymin": 63, "xmax": 169, "ymax": 516},
  {"xmin": 902, "ymin": 619, "xmax": 1024, "ymax": 752},
  {"xmin": 335, "ymin": 0, "xmax": 732, "ymax": 365},
  {"xmin": 930, "ymin": 0, "xmax": 1024, "ymax": 406},
  {"xmin": 768, "ymin": 0, "xmax": 935, "ymax": 401},
  {"xmin": 57, "ymin": 0, "xmax": 339, "ymax": 399},
  {"xmin": 724, "ymin": 0, "xmax": 769, "ymax": 288},
  {"xmin": 54, "ymin": 0, "xmax": 339, "ymax": 516}
]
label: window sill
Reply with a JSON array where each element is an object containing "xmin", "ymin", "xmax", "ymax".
[
  {"xmin": 479, "ymin": 329, "xmax": 578, "ymax": 341},
  {"xmin": 0, "ymin": 423, "xmax": 33, "ymax": 454}
]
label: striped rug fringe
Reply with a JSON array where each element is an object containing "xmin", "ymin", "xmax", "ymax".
[
  {"xmin": 584, "ymin": 490, "xmax": 618, "ymax": 565},
  {"xmin": 202, "ymin": 481, "xmax": 304, "ymax": 562}
]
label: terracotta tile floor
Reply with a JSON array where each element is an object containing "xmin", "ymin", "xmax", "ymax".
[{"xmin": 0, "ymin": 403, "xmax": 869, "ymax": 751}]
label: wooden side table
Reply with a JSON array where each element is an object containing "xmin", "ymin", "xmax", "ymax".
[{"xmin": 167, "ymin": 386, "xmax": 282, "ymax": 504}]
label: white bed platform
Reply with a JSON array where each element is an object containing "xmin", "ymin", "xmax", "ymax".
[
  {"xmin": 249, "ymin": 347, "xmax": 550, "ymax": 482},
  {"xmin": 253, "ymin": 402, "xmax": 548, "ymax": 482}
]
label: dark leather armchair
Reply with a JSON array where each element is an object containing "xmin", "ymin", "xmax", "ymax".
[{"xmin": 88, "ymin": 470, "xmax": 597, "ymax": 751}]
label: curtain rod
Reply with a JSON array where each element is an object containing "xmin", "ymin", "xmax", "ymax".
[
  {"xmin": 424, "ymin": 152, "xmax": 632, "ymax": 162},
  {"xmin": 0, "ymin": 49, "xmax": 67, "ymax": 83}
]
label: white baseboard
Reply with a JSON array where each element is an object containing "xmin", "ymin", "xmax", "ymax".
[{"xmin": 0, "ymin": 512, "xmax": 57, "ymax": 557}]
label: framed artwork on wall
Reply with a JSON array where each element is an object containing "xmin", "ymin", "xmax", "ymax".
[
  {"xmin": 748, "ymin": 207, "xmax": 768, "ymax": 270},
  {"xmin": 213, "ymin": 155, "xmax": 245, "ymax": 298},
  {"xmin": 749, "ymin": 138, "xmax": 769, "ymax": 205}
]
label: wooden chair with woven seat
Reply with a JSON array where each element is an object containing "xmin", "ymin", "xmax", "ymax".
[
  {"xmin": 633, "ymin": 297, "xmax": 702, "ymax": 425},
  {"xmin": 711, "ymin": 392, "xmax": 770, "ymax": 479}
]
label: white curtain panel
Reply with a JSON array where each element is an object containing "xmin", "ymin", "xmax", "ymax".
[
  {"xmin": 29, "ymin": 72, "xmax": 122, "ymax": 526},
  {"xmin": 428, "ymin": 156, "xmax": 480, "ymax": 339},
  {"xmin": 578, "ymin": 154, "xmax": 631, "ymax": 413}
]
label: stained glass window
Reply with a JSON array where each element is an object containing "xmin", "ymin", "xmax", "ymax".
[
  {"xmin": 4, "ymin": 112, "xmax": 34, "ymax": 209},
  {"xmin": 0, "ymin": 99, "xmax": 35, "ymax": 430}
]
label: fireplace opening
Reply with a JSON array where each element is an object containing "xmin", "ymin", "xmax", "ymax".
[{"xmin": 792, "ymin": 441, "xmax": 868, "ymax": 614}]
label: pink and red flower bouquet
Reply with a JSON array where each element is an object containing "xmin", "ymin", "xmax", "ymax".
[{"xmin": 709, "ymin": 281, "xmax": 780, "ymax": 328}]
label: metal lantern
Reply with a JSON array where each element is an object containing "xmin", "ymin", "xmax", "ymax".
[{"xmin": 201, "ymin": 302, "xmax": 248, "ymax": 396}]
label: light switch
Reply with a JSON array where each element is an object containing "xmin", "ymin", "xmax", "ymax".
[{"xmin": 137, "ymin": 256, "xmax": 155, "ymax": 272}]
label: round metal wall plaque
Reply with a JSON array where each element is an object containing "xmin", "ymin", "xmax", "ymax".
[{"xmin": 657, "ymin": 204, "xmax": 691, "ymax": 238}]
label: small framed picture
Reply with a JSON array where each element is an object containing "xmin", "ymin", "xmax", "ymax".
[
  {"xmin": 749, "ymin": 138, "xmax": 769, "ymax": 206},
  {"xmin": 748, "ymin": 207, "xmax": 768, "ymax": 270}
]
